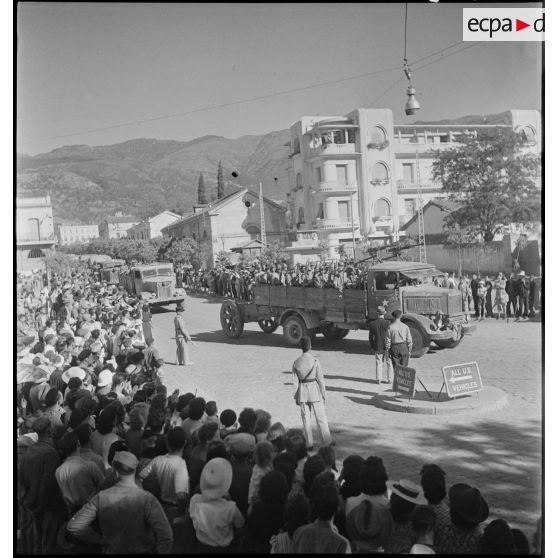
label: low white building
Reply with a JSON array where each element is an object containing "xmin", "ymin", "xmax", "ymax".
[
  {"xmin": 127, "ymin": 210, "xmax": 181, "ymax": 240},
  {"xmin": 55, "ymin": 224, "xmax": 99, "ymax": 245},
  {"xmin": 99, "ymin": 213, "xmax": 139, "ymax": 239}
]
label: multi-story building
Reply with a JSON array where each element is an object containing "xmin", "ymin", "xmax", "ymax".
[
  {"xmin": 16, "ymin": 195, "xmax": 56, "ymax": 271},
  {"xmin": 127, "ymin": 210, "xmax": 181, "ymax": 240},
  {"xmin": 99, "ymin": 213, "xmax": 140, "ymax": 239},
  {"xmin": 161, "ymin": 188, "xmax": 286, "ymax": 268},
  {"xmin": 285, "ymin": 108, "xmax": 541, "ymax": 261},
  {"xmin": 55, "ymin": 224, "xmax": 99, "ymax": 245}
]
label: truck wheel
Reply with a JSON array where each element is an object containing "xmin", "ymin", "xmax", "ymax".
[
  {"xmin": 322, "ymin": 323, "xmax": 349, "ymax": 340},
  {"xmin": 220, "ymin": 301, "xmax": 244, "ymax": 339},
  {"xmin": 434, "ymin": 326, "xmax": 465, "ymax": 349},
  {"xmin": 258, "ymin": 318, "xmax": 278, "ymax": 333},
  {"xmin": 406, "ymin": 322, "xmax": 429, "ymax": 358},
  {"xmin": 283, "ymin": 315, "xmax": 308, "ymax": 347}
]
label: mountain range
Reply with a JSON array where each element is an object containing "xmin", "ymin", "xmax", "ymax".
[
  {"xmin": 16, "ymin": 111, "xmax": 517, "ymax": 224},
  {"xmin": 17, "ymin": 131, "xmax": 292, "ymax": 224}
]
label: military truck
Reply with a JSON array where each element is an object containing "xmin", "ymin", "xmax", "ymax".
[
  {"xmin": 220, "ymin": 261, "xmax": 475, "ymax": 357},
  {"xmin": 99, "ymin": 259, "xmax": 126, "ymax": 284},
  {"xmin": 119, "ymin": 263, "xmax": 185, "ymax": 307}
]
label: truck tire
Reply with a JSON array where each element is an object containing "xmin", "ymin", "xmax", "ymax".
[
  {"xmin": 220, "ymin": 301, "xmax": 244, "ymax": 339},
  {"xmin": 434, "ymin": 325, "xmax": 465, "ymax": 349},
  {"xmin": 283, "ymin": 315, "xmax": 308, "ymax": 347},
  {"xmin": 258, "ymin": 318, "xmax": 278, "ymax": 333},
  {"xmin": 406, "ymin": 322, "xmax": 429, "ymax": 358},
  {"xmin": 322, "ymin": 323, "xmax": 349, "ymax": 340}
]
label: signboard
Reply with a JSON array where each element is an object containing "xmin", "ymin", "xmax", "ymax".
[
  {"xmin": 393, "ymin": 365, "xmax": 417, "ymax": 398},
  {"xmin": 442, "ymin": 361, "xmax": 483, "ymax": 398}
]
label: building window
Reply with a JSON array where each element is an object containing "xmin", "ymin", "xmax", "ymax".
[
  {"xmin": 333, "ymin": 130, "xmax": 345, "ymax": 144},
  {"xmin": 296, "ymin": 173, "xmax": 303, "ymax": 190},
  {"xmin": 404, "ymin": 198, "xmax": 416, "ymax": 215},
  {"xmin": 371, "ymin": 162, "xmax": 389, "ymax": 183},
  {"xmin": 402, "ymin": 163, "xmax": 414, "ymax": 183},
  {"xmin": 27, "ymin": 218, "xmax": 40, "ymax": 240},
  {"xmin": 336, "ymin": 165, "xmax": 348, "ymax": 186},
  {"xmin": 347, "ymin": 129, "xmax": 356, "ymax": 143},
  {"xmin": 28, "ymin": 249, "xmax": 45, "ymax": 258},
  {"xmin": 369, "ymin": 126, "xmax": 387, "ymax": 145},
  {"xmin": 338, "ymin": 201, "xmax": 350, "ymax": 221},
  {"xmin": 315, "ymin": 167, "xmax": 322, "ymax": 183},
  {"xmin": 316, "ymin": 203, "xmax": 324, "ymax": 220},
  {"xmin": 375, "ymin": 199, "xmax": 392, "ymax": 218},
  {"xmin": 293, "ymin": 137, "xmax": 300, "ymax": 154},
  {"xmin": 297, "ymin": 207, "xmax": 306, "ymax": 226}
]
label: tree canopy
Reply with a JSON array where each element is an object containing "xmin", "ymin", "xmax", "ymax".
[{"xmin": 431, "ymin": 129, "xmax": 540, "ymax": 241}]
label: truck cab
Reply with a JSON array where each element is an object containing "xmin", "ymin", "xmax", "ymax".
[{"xmin": 120, "ymin": 263, "xmax": 185, "ymax": 307}]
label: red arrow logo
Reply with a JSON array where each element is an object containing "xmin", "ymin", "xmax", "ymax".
[{"xmin": 516, "ymin": 18, "xmax": 530, "ymax": 31}]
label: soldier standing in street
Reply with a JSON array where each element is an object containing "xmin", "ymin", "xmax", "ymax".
[
  {"xmin": 174, "ymin": 304, "xmax": 193, "ymax": 366},
  {"xmin": 368, "ymin": 306, "xmax": 393, "ymax": 384},
  {"xmin": 385, "ymin": 310, "xmax": 413, "ymax": 369},
  {"xmin": 292, "ymin": 336, "xmax": 332, "ymax": 451}
]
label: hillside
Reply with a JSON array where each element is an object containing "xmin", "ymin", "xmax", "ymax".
[{"xmin": 17, "ymin": 131, "xmax": 291, "ymax": 223}]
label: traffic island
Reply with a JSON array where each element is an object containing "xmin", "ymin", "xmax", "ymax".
[{"xmin": 372, "ymin": 386, "xmax": 508, "ymax": 415}]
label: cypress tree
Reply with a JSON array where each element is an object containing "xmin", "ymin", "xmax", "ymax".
[
  {"xmin": 217, "ymin": 160, "xmax": 225, "ymax": 199},
  {"xmin": 197, "ymin": 173, "xmax": 208, "ymax": 205}
]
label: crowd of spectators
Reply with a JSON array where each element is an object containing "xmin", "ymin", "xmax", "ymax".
[{"xmin": 16, "ymin": 265, "xmax": 542, "ymax": 554}]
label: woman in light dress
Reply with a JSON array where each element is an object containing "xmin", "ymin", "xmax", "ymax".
[{"xmin": 492, "ymin": 272, "xmax": 508, "ymax": 320}]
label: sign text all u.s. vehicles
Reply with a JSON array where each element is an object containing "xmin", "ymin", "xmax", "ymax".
[
  {"xmin": 442, "ymin": 361, "xmax": 483, "ymax": 398},
  {"xmin": 394, "ymin": 365, "xmax": 417, "ymax": 398}
]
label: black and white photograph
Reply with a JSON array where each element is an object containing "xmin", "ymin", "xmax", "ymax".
[{"xmin": 15, "ymin": 1, "xmax": 544, "ymax": 555}]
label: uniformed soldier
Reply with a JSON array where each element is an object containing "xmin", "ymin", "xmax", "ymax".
[
  {"xmin": 292, "ymin": 336, "xmax": 332, "ymax": 450},
  {"xmin": 174, "ymin": 304, "xmax": 193, "ymax": 366}
]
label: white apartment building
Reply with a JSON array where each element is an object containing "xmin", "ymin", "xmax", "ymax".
[
  {"xmin": 285, "ymin": 108, "xmax": 540, "ymax": 261},
  {"xmin": 55, "ymin": 224, "xmax": 99, "ymax": 245},
  {"xmin": 127, "ymin": 210, "xmax": 181, "ymax": 240}
]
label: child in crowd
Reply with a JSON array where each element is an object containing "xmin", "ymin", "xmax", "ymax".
[
  {"xmin": 205, "ymin": 401, "xmax": 220, "ymax": 425},
  {"xmin": 248, "ymin": 440, "xmax": 274, "ymax": 509},
  {"xmin": 219, "ymin": 409, "xmax": 238, "ymax": 438}
]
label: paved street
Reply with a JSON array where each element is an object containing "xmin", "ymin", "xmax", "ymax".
[{"xmin": 152, "ymin": 294, "xmax": 542, "ymax": 537}]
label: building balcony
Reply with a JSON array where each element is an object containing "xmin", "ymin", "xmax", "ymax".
[
  {"xmin": 308, "ymin": 143, "xmax": 359, "ymax": 161},
  {"xmin": 312, "ymin": 181, "xmax": 357, "ymax": 194},
  {"xmin": 397, "ymin": 180, "xmax": 441, "ymax": 193},
  {"xmin": 16, "ymin": 234, "xmax": 56, "ymax": 246},
  {"xmin": 316, "ymin": 218, "xmax": 359, "ymax": 231}
]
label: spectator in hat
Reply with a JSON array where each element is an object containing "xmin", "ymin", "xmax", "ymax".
[
  {"xmin": 139, "ymin": 427, "xmax": 190, "ymax": 522},
  {"xmin": 511, "ymin": 526, "xmax": 530, "ymax": 554},
  {"xmin": 385, "ymin": 479, "xmax": 428, "ymax": 554},
  {"xmin": 95, "ymin": 369, "xmax": 114, "ymax": 398},
  {"xmin": 292, "ymin": 479, "xmax": 350, "ymax": 553},
  {"xmin": 368, "ymin": 305, "xmax": 393, "ymax": 384},
  {"xmin": 20, "ymin": 416, "xmax": 66, "ymax": 554},
  {"xmin": 67, "ymin": 451, "xmax": 173, "ymax": 553},
  {"xmin": 478, "ymin": 518, "xmax": 515, "ymax": 554},
  {"xmin": 55, "ymin": 431, "xmax": 104, "ymax": 515},
  {"xmin": 189, "ymin": 458, "xmax": 245, "ymax": 551},
  {"xmin": 99, "ymin": 440, "xmax": 130, "ymax": 490},
  {"xmin": 409, "ymin": 505, "xmax": 436, "ymax": 554},
  {"xmin": 436, "ymin": 483, "xmax": 489, "ymax": 554},
  {"xmin": 269, "ymin": 493, "xmax": 311, "ymax": 553}
]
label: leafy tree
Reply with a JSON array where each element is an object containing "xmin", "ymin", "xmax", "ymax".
[
  {"xmin": 259, "ymin": 241, "xmax": 289, "ymax": 267},
  {"xmin": 197, "ymin": 173, "xmax": 208, "ymax": 205},
  {"xmin": 215, "ymin": 250, "xmax": 232, "ymax": 267},
  {"xmin": 431, "ymin": 129, "xmax": 540, "ymax": 241},
  {"xmin": 217, "ymin": 161, "xmax": 225, "ymax": 200},
  {"xmin": 163, "ymin": 237, "xmax": 199, "ymax": 267}
]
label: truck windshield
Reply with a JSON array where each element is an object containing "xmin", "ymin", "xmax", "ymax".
[
  {"xmin": 157, "ymin": 268, "xmax": 172, "ymax": 276},
  {"xmin": 142, "ymin": 269, "xmax": 157, "ymax": 278},
  {"xmin": 375, "ymin": 271, "xmax": 398, "ymax": 290}
]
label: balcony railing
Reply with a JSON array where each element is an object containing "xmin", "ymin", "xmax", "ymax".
[
  {"xmin": 312, "ymin": 181, "xmax": 357, "ymax": 194},
  {"xmin": 17, "ymin": 234, "xmax": 56, "ymax": 245},
  {"xmin": 316, "ymin": 219, "xmax": 359, "ymax": 231},
  {"xmin": 309, "ymin": 143, "xmax": 358, "ymax": 157},
  {"xmin": 397, "ymin": 180, "xmax": 440, "ymax": 191}
]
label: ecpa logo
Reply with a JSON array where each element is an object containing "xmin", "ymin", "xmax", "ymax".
[{"xmin": 463, "ymin": 8, "xmax": 544, "ymax": 41}]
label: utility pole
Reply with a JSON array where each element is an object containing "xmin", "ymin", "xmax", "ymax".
[
  {"xmin": 259, "ymin": 182, "xmax": 266, "ymax": 247},
  {"xmin": 415, "ymin": 150, "xmax": 426, "ymax": 263}
]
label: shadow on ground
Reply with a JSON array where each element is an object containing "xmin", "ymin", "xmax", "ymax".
[{"xmin": 330, "ymin": 417, "xmax": 542, "ymax": 536}]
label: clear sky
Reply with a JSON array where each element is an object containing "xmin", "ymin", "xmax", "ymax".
[{"xmin": 16, "ymin": 2, "xmax": 542, "ymax": 155}]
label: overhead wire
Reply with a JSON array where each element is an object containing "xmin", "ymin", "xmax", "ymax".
[{"xmin": 17, "ymin": 40, "xmax": 483, "ymax": 148}]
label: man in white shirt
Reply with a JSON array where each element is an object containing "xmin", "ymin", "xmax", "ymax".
[{"xmin": 385, "ymin": 309, "xmax": 413, "ymax": 368}]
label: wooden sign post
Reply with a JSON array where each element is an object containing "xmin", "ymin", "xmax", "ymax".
[{"xmin": 439, "ymin": 361, "xmax": 483, "ymax": 398}]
